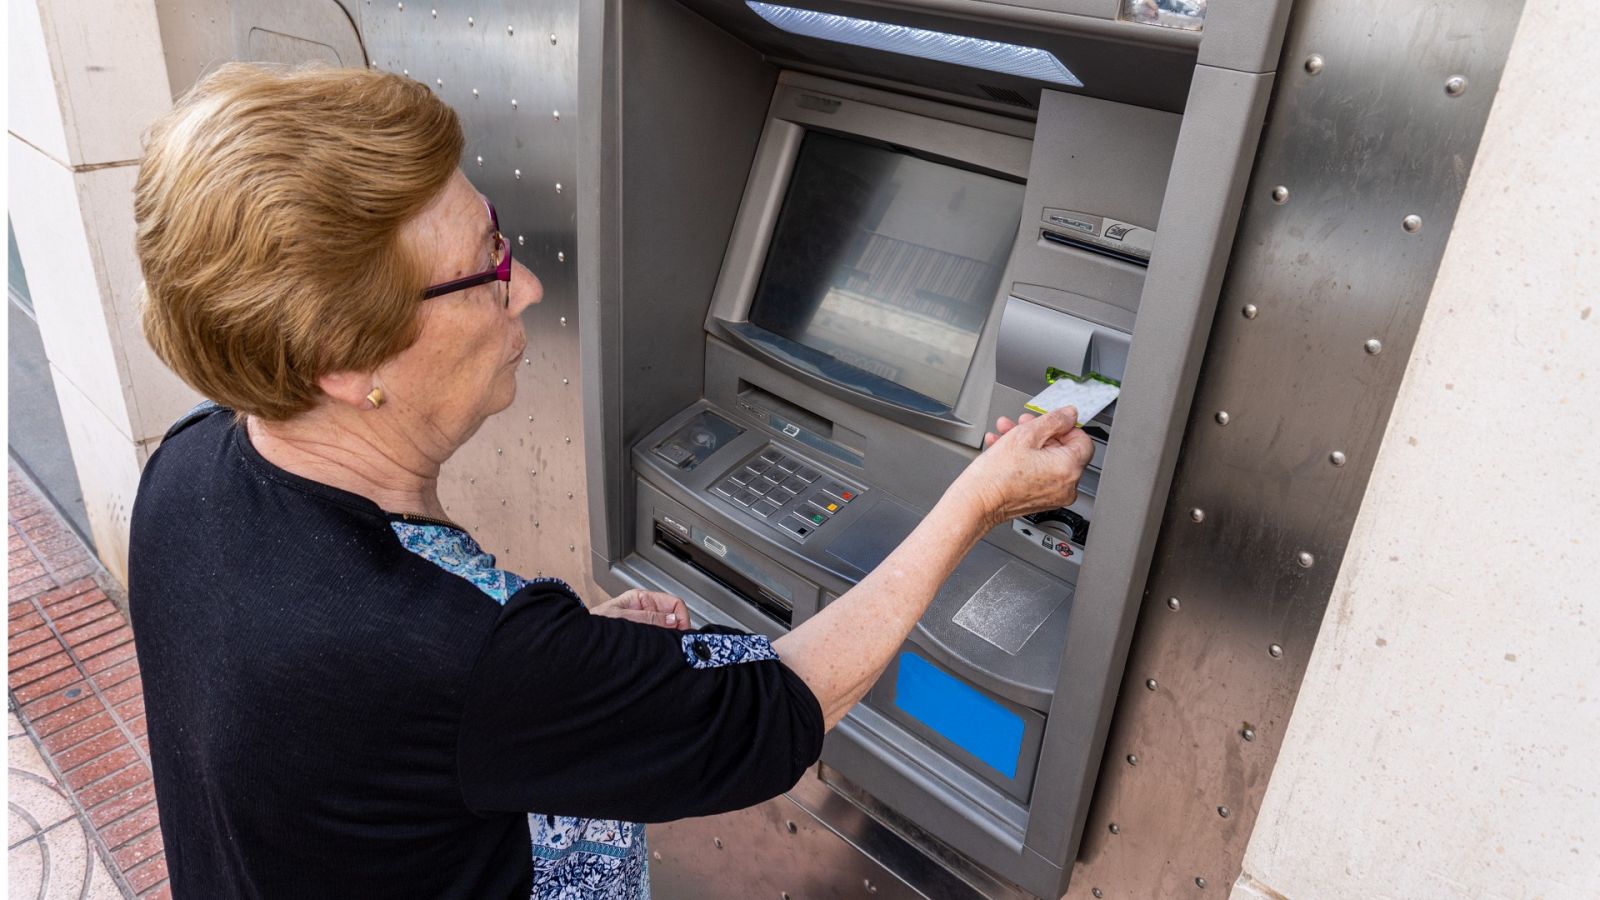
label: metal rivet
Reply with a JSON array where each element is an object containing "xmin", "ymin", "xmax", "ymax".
[
  {"xmin": 1402, "ymin": 214, "xmax": 1422, "ymax": 233},
  {"xmin": 495, "ymin": 448, "xmax": 502, "ymax": 455},
  {"xmin": 1167, "ymin": 596, "xmax": 1181, "ymax": 611},
  {"xmin": 1270, "ymin": 185, "xmax": 1289, "ymax": 204},
  {"xmin": 431, "ymin": 8, "xmax": 437, "ymax": 17},
  {"xmin": 783, "ymin": 894, "xmax": 792, "ymax": 900},
  {"xmin": 1304, "ymin": 54, "xmax": 1324, "ymax": 74},
  {"xmin": 1093, "ymin": 890, "xmax": 1104, "ymax": 899},
  {"xmin": 1108, "ymin": 823, "xmax": 1120, "ymax": 834},
  {"xmin": 1214, "ymin": 411, "xmax": 1230, "ymax": 426},
  {"xmin": 1269, "ymin": 643, "xmax": 1284, "ymax": 658},
  {"xmin": 397, "ymin": 2, "xmax": 403, "ymax": 9},
  {"xmin": 402, "ymin": 68, "xmax": 409, "ymax": 76},
  {"xmin": 560, "ymin": 316, "xmax": 567, "ymax": 326},
  {"xmin": 471, "ymin": 88, "xmax": 479, "ymax": 98},
  {"xmin": 1189, "ymin": 508, "xmax": 1205, "ymax": 523},
  {"xmin": 476, "ymin": 155, "xmax": 483, "ymax": 167},
  {"xmin": 500, "ymin": 499, "xmax": 507, "ymax": 506},
  {"xmin": 713, "ymin": 837, "xmax": 723, "ymax": 849},
  {"xmin": 1364, "ymin": 338, "xmax": 1384, "ymax": 355},
  {"xmin": 550, "ymin": 33, "xmax": 558, "ymax": 44},
  {"xmin": 468, "ymin": 16, "xmax": 474, "ymax": 25},
  {"xmin": 557, "ymin": 251, "xmax": 566, "ymax": 262},
  {"xmin": 534, "ymin": 522, "xmax": 540, "ymax": 528},
  {"xmin": 523, "ymin": 357, "xmax": 531, "ymax": 365},
  {"xmin": 1196, "ymin": 877, "xmax": 1208, "ymax": 889},
  {"xmin": 1242, "ymin": 726, "xmax": 1256, "ymax": 741},
  {"xmin": 555, "ymin": 182, "xmax": 563, "ymax": 193},
  {"xmin": 514, "ymin": 168, "xmax": 522, "ymax": 180},
  {"xmin": 530, "ymin": 470, "xmax": 537, "ymax": 476},
  {"xmin": 1297, "ymin": 551, "xmax": 1315, "ymax": 568},
  {"xmin": 507, "ymin": 24, "xmax": 514, "ymax": 34},
  {"xmin": 511, "ymin": 98, "xmax": 519, "ymax": 108},
  {"xmin": 469, "ymin": 478, "xmax": 476, "ymax": 485},
  {"xmin": 517, "ymin": 235, "xmax": 525, "ymax": 247},
  {"xmin": 652, "ymin": 851, "xmax": 662, "ymax": 861},
  {"xmin": 562, "ymin": 378, "xmax": 569, "ymax": 385},
  {"xmin": 1145, "ymin": 678, "xmax": 1158, "ymax": 691},
  {"xmin": 1125, "ymin": 753, "xmax": 1139, "ymax": 766},
  {"xmin": 567, "ymin": 492, "xmax": 574, "ymax": 500},
  {"xmin": 435, "ymin": 78, "xmax": 443, "ymax": 87},
  {"xmin": 786, "ymin": 820, "xmax": 797, "ymax": 834},
  {"xmin": 864, "ymin": 879, "xmax": 877, "ymax": 894},
  {"xmin": 1217, "ymin": 806, "xmax": 1231, "ymax": 818},
  {"xmin": 1330, "ymin": 450, "xmax": 1347, "ymax": 466},
  {"xmin": 553, "ymin": 110, "xmax": 561, "ymax": 120},
  {"xmin": 569, "ymin": 544, "xmax": 575, "ymax": 552},
  {"xmin": 565, "ymin": 436, "xmax": 572, "ymax": 444},
  {"xmin": 1445, "ymin": 75, "xmax": 1467, "ymax": 96},
  {"xmin": 1242, "ymin": 303, "xmax": 1258, "ymax": 319}
]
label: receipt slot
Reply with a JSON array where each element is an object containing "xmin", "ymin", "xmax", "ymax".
[{"xmin": 579, "ymin": 1, "xmax": 1290, "ymax": 895}]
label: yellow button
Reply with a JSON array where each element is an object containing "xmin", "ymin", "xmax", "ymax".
[{"xmin": 826, "ymin": 503, "xmax": 838, "ymax": 512}]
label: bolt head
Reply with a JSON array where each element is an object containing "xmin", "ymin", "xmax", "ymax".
[
  {"xmin": 1365, "ymin": 338, "xmax": 1384, "ymax": 355},
  {"xmin": 1214, "ymin": 411, "xmax": 1230, "ymax": 426},
  {"xmin": 1330, "ymin": 450, "xmax": 1347, "ymax": 466},
  {"xmin": 550, "ymin": 33, "xmax": 558, "ymax": 44},
  {"xmin": 514, "ymin": 169, "xmax": 522, "ymax": 179},
  {"xmin": 1269, "ymin": 643, "xmax": 1285, "ymax": 659},
  {"xmin": 1304, "ymin": 54, "xmax": 1324, "ymax": 74},
  {"xmin": 1217, "ymin": 805, "xmax": 1231, "ymax": 818},
  {"xmin": 1402, "ymin": 214, "xmax": 1423, "ymax": 233},
  {"xmin": 1242, "ymin": 727, "xmax": 1256, "ymax": 741},
  {"xmin": 1167, "ymin": 596, "xmax": 1181, "ymax": 611},
  {"xmin": 1242, "ymin": 303, "xmax": 1259, "ymax": 319},
  {"xmin": 557, "ymin": 251, "xmax": 566, "ymax": 262},
  {"xmin": 517, "ymin": 235, "xmax": 525, "ymax": 246},
  {"xmin": 1189, "ymin": 508, "xmax": 1205, "ymax": 523},
  {"xmin": 555, "ymin": 182, "xmax": 563, "ymax": 193},
  {"xmin": 1297, "ymin": 551, "xmax": 1315, "ymax": 568},
  {"xmin": 475, "ymin": 155, "xmax": 483, "ymax": 166},
  {"xmin": 507, "ymin": 24, "xmax": 515, "ymax": 34},
  {"xmin": 1445, "ymin": 75, "xmax": 1467, "ymax": 96},
  {"xmin": 468, "ymin": 16, "xmax": 474, "ymax": 25},
  {"xmin": 1145, "ymin": 678, "xmax": 1158, "ymax": 691},
  {"xmin": 1125, "ymin": 753, "xmax": 1139, "ymax": 766},
  {"xmin": 511, "ymin": 98, "xmax": 519, "ymax": 108},
  {"xmin": 1270, "ymin": 185, "xmax": 1289, "ymax": 204},
  {"xmin": 1108, "ymin": 823, "xmax": 1120, "ymax": 834}
]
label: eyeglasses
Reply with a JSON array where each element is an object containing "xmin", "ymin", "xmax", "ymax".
[{"xmin": 421, "ymin": 199, "xmax": 511, "ymax": 305}]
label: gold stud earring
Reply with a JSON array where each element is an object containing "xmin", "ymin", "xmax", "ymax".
[{"xmin": 366, "ymin": 387, "xmax": 385, "ymax": 409}]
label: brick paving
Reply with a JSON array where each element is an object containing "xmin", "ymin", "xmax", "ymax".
[{"xmin": 9, "ymin": 464, "xmax": 168, "ymax": 899}]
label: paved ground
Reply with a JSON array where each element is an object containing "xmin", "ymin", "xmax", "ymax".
[{"xmin": 9, "ymin": 465, "xmax": 165, "ymax": 899}]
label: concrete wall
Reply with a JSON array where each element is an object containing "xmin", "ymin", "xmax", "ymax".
[
  {"xmin": 1232, "ymin": 1, "xmax": 1600, "ymax": 897},
  {"xmin": 8, "ymin": 0, "xmax": 201, "ymax": 585}
]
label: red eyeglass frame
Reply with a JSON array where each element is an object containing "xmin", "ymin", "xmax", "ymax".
[{"xmin": 420, "ymin": 199, "xmax": 512, "ymax": 302}]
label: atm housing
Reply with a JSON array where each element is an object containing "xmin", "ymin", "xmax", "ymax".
[{"xmin": 580, "ymin": 1, "xmax": 1286, "ymax": 895}]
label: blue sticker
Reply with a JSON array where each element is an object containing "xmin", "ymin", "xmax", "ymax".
[{"xmin": 893, "ymin": 652, "xmax": 1025, "ymax": 780}]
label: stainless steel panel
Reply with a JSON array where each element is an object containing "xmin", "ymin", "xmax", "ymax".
[
  {"xmin": 361, "ymin": 0, "xmax": 600, "ymax": 600},
  {"xmin": 1062, "ymin": 0, "xmax": 1524, "ymax": 897}
]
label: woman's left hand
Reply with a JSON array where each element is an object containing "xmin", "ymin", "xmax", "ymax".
[{"xmin": 592, "ymin": 589, "xmax": 692, "ymax": 631}]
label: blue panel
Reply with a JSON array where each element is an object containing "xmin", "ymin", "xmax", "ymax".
[{"xmin": 893, "ymin": 652, "xmax": 1024, "ymax": 780}]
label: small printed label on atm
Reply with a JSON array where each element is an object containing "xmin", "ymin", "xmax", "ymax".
[
  {"xmin": 701, "ymin": 535, "xmax": 728, "ymax": 557},
  {"xmin": 659, "ymin": 515, "xmax": 691, "ymax": 539}
]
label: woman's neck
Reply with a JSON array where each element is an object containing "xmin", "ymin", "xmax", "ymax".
[{"xmin": 245, "ymin": 412, "xmax": 452, "ymax": 521}]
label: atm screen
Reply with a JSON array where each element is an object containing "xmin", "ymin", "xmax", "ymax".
[{"xmin": 749, "ymin": 132, "xmax": 1024, "ymax": 408}]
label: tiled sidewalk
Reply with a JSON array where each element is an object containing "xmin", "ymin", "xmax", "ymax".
[{"xmin": 9, "ymin": 465, "xmax": 167, "ymax": 899}]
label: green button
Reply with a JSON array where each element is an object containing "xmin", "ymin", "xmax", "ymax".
[{"xmin": 809, "ymin": 513, "xmax": 825, "ymax": 525}]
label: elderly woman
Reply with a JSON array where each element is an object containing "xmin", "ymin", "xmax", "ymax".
[{"xmin": 128, "ymin": 64, "xmax": 1092, "ymax": 899}]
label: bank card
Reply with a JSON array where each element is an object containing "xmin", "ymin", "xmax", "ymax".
[{"xmin": 1024, "ymin": 371, "xmax": 1121, "ymax": 426}]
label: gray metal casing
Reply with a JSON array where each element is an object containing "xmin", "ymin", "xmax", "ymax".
[{"xmin": 579, "ymin": 1, "xmax": 1291, "ymax": 895}]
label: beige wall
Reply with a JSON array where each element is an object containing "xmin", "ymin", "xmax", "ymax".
[
  {"xmin": 8, "ymin": 0, "xmax": 200, "ymax": 584},
  {"xmin": 1232, "ymin": 1, "xmax": 1600, "ymax": 897}
]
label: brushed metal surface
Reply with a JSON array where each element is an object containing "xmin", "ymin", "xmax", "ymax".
[
  {"xmin": 1061, "ymin": 0, "xmax": 1524, "ymax": 897},
  {"xmin": 361, "ymin": 0, "xmax": 600, "ymax": 600}
]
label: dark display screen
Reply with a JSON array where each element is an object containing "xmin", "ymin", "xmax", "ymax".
[{"xmin": 749, "ymin": 132, "xmax": 1024, "ymax": 408}]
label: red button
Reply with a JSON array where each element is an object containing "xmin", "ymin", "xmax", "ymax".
[{"xmin": 840, "ymin": 491, "xmax": 855, "ymax": 501}]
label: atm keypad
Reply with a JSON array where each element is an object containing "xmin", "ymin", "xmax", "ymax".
[{"xmin": 715, "ymin": 447, "xmax": 863, "ymax": 542}]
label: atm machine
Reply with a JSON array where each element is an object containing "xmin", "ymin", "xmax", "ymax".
[{"xmin": 578, "ymin": 1, "xmax": 1291, "ymax": 895}]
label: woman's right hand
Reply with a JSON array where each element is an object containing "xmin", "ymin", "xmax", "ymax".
[{"xmin": 953, "ymin": 406, "xmax": 1097, "ymax": 530}]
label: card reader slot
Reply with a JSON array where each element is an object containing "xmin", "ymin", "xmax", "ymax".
[
  {"xmin": 1039, "ymin": 228, "xmax": 1151, "ymax": 268},
  {"xmin": 653, "ymin": 525, "xmax": 792, "ymax": 626}
]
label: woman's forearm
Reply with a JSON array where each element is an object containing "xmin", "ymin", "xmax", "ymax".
[{"xmin": 772, "ymin": 487, "xmax": 993, "ymax": 729}]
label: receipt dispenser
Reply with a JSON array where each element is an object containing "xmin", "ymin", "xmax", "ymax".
[{"xmin": 580, "ymin": 1, "xmax": 1286, "ymax": 894}]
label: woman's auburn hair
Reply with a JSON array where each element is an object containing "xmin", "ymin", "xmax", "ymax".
[{"xmin": 135, "ymin": 63, "xmax": 464, "ymax": 421}]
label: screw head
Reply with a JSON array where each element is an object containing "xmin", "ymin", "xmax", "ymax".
[
  {"xmin": 1270, "ymin": 185, "xmax": 1289, "ymax": 204},
  {"xmin": 1189, "ymin": 508, "xmax": 1206, "ymax": 523},
  {"xmin": 1365, "ymin": 338, "xmax": 1384, "ymax": 355},
  {"xmin": 1242, "ymin": 303, "xmax": 1259, "ymax": 319},
  {"xmin": 1108, "ymin": 823, "xmax": 1120, "ymax": 834},
  {"xmin": 1445, "ymin": 75, "xmax": 1467, "ymax": 96},
  {"xmin": 1214, "ymin": 411, "xmax": 1230, "ymax": 426},
  {"xmin": 1297, "ymin": 551, "xmax": 1315, "ymax": 568},
  {"xmin": 1242, "ymin": 726, "xmax": 1257, "ymax": 741},
  {"xmin": 1330, "ymin": 450, "xmax": 1347, "ymax": 466},
  {"xmin": 1402, "ymin": 214, "xmax": 1423, "ymax": 233},
  {"xmin": 1304, "ymin": 54, "xmax": 1324, "ymax": 74},
  {"xmin": 1217, "ymin": 805, "xmax": 1231, "ymax": 818},
  {"xmin": 1126, "ymin": 753, "xmax": 1139, "ymax": 766},
  {"xmin": 1145, "ymin": 678, "xmax": 1158, "ymax": 691},
  {"xmin": 1269, "ymin": 643, "xmax": 1285, "ymax": 659},
  {"xmin": 1167, "ymin": 596, "xmax": 1181, "ymax": 611}
]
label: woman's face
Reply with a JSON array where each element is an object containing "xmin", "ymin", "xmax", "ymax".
[{"xmin": 380, "ymin": 171, "xmax": 541, "ymax": 447}]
